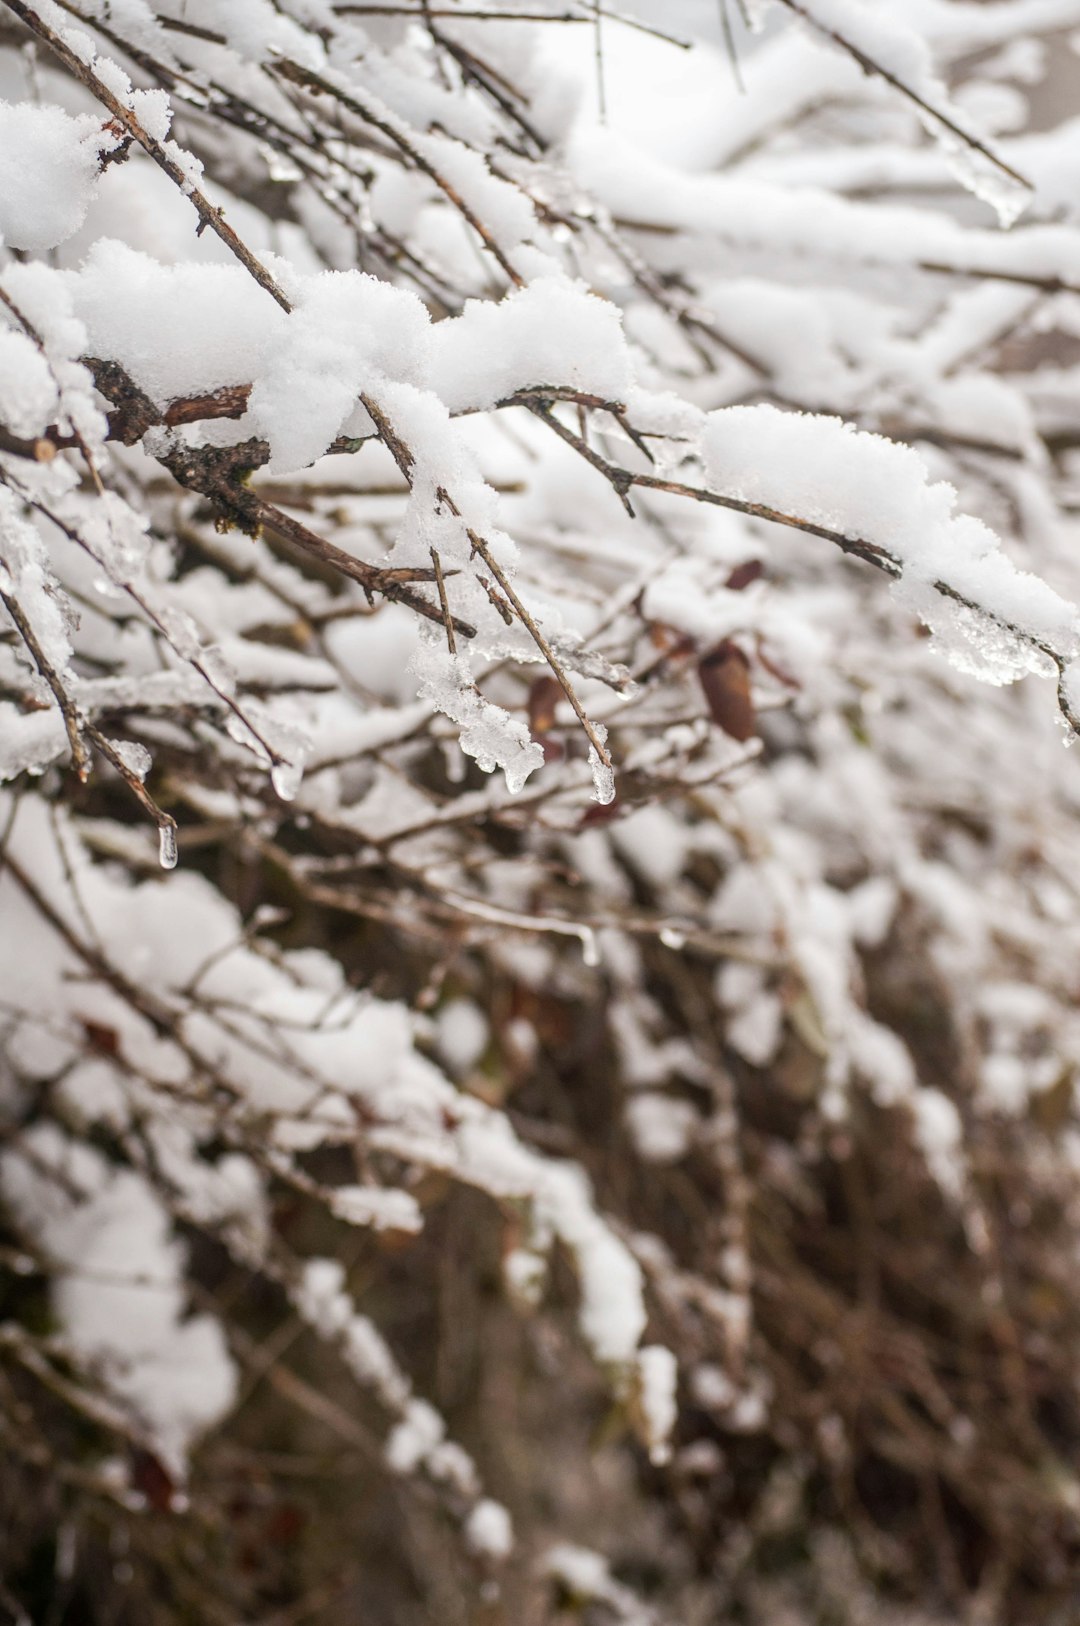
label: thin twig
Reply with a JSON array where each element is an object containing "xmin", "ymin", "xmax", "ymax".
[
  {"xmin": 331, "ymin": 1, "xmax": 692, "ymax": 47},
  {"xmin": 430, "ymin": 547, "xmax": 457, "ymax": 654},
  {"xmin": 0, "ymin": 426, "xmax": 56, "ymax": 462}
]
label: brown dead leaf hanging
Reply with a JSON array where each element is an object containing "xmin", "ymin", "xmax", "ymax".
[
  {"xmin": 528, "ymin": 674, "xmax": 566, "ymax": 763},
  {"xmin": 698, "ymin": 640, "xmax": 757, "ymax": 742},
  {"xmin": 725, "ymin": 559, "xmax": 764, "ymax": 592},
  {"xmin": 527, "ymin": 674, "xmax": 563, "ymax": 737}
]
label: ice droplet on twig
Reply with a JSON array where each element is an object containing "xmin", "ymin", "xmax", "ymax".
[
  {"xmin": 578, "ymin": 926, "xmax": 601, "ymax": 968},
  {"xmin": 109, "ymin": 738, "xmax": 152, "ymax": 782},
  {"xmin": 158, "ymin": 822, "xmax": 178, "ymax": 870},
  {"xmin": 933, "ymin": 124, "xmax": 1030, "ymax": 228},
  {"xmin": 588, "ymin": 746, "xmax": 616, "ymax": 807},
  {"xmin": 659, "ymin": 927, "xmax": 686, "ymax": 951},
  {"xmin": 271, "ymin": 758, "xmax": 303, "ymax": 801}
]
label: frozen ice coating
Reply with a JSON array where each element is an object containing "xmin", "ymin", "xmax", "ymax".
[
  {"xmin": 157, "ymin": 821, "xmax": 178, "ymax": 869},
  {"xmin": 588, "ymin": 742, "xmax": 617, "ymax": 806},
  {"xmin": 109, "ymin": 738, "xmax": 152, "ymax": 781},
  {"xmin": 412, "ymin": 638, "xmax": 545, "ymax": 794},
  {"xmin": 0, "ymin": 100, "xmax": 112, "ymax": 252}
]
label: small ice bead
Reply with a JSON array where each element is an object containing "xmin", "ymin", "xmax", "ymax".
[
  {"xmin": 503, "ymin": 748, "xmax": 540, "ymax": 795},
  {"xmin": 578, "ymin": 926, "xmax": 601, "ymax": 968},
  {"xmin": 111, "ymin": 739, "xmax": 151, "ymax": 781},
  {"xmin": 271, "ymin": 759, "xmax": 303, "ymax": 801},
  {"xmin": 158, "ymin": 822, "xmax": 178, "ymax": 869}
]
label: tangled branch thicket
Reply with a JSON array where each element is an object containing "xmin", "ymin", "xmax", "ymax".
[{"xmin": 4, "ymin": 0, "xmax": 1080, "ymax": 1620}]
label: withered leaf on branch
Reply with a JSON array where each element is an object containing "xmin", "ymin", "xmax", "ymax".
[
  {"xmin": 528, "ymin": 674, "xmax": 566, "ymax": 763},
  {"xmin": 726, "ymin": 559, "xmax": 764, "ymax": 592},
  {"xmin": 698, "ymin": 640, "xmax": 757, "ymax": 742},
  {"xmin": 648, "ymin": 622, "xmax": 696, "ymax": 666},
  {"xmin": 527, "ymin": 675, "xmax": 563, "ymax": 738},
  {"xmin": 81, "ymin": 1019, "xmax": 120, "ymax": 1056},
  {"xmin": 129, "ymin": 1448, "xmax": 176, "ymax": 1513}
]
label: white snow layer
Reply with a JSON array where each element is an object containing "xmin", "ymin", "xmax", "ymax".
[
  {"xmin": 702, "ymin": 404, "xmax": 1080, "ymax": 682},
  {"xmin": 0, "ymin": 100, "xmax": 111, "ymax": 251},
  {"xmin": 0, "ymin": 1127, "xmax": 237, "ymax": 1473}
]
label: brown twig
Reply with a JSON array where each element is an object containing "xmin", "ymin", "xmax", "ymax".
[
  {"xmin": 67, "ymin": 357, "xmax": 477, "ymax": 639},
  {"xmin": 0, "ymin": 426, "xmax": 57, "ymax": 463},
  {"xmin": 429, "ymin": 547, "xmax": 457, "ymax": 654},
  {"xmin": 86, "ymin": 725, "xmax": 178, "ymax": 857}
]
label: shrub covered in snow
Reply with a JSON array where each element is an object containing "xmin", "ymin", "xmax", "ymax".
[{"xmin": 3, "ymin": 1, "xmax": 1080, "ymax": 1621}]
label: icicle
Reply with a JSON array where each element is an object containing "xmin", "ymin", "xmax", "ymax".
[
  {"xmin": 588, "ymin": 746, "xmax": 616, "ymax": 807},
  {"xmin": 158, "ymin": 822, "xmax": 178, "ymax": 870},
  {"xmin": 271, "ymin": 759, "xmax": 303, "ymax": 801}
]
